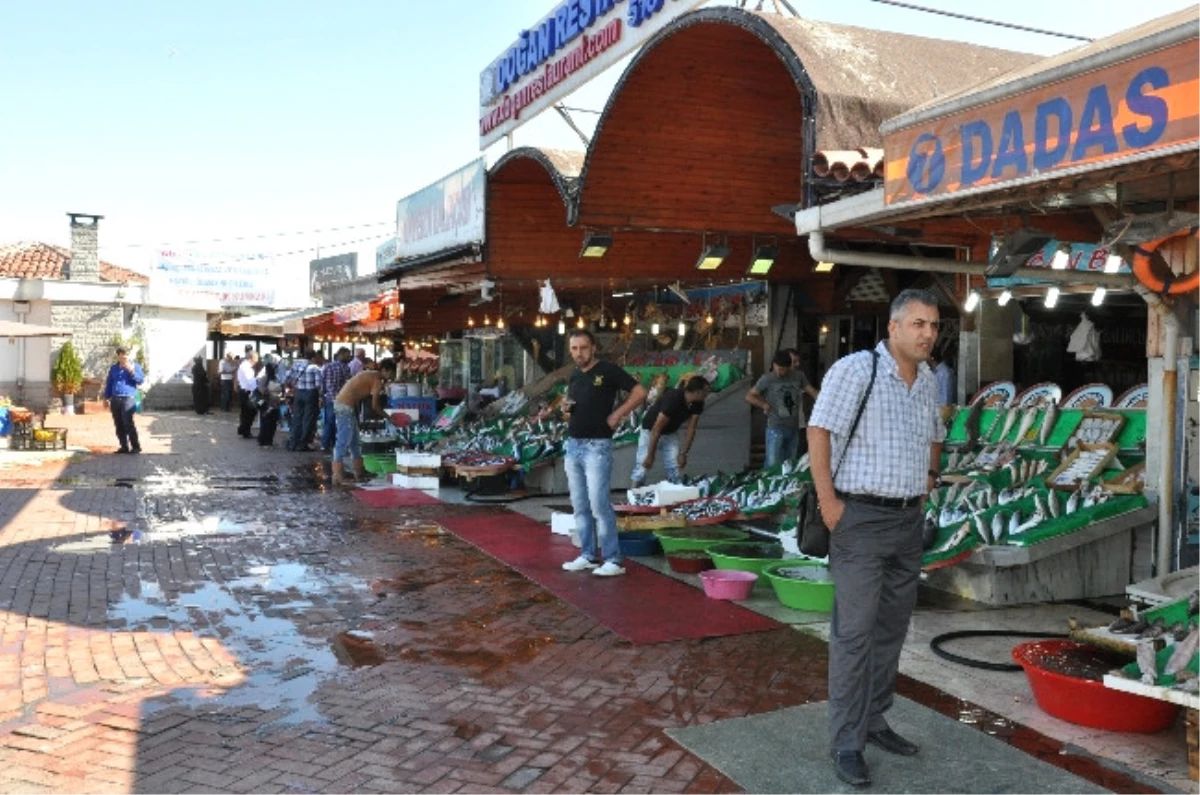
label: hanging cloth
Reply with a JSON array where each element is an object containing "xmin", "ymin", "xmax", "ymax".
[
  {"xmin": 1066, "ymin": 313, "xmax": 1102, "ymax": 362},
  {"xmin": 539, "ymin": 279, "xmax": 560, "ymax": 314}
]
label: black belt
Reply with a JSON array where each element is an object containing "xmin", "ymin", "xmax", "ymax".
[{"xmin": 836, "ymin": 490, "xmax": 924, "ymax": 509}]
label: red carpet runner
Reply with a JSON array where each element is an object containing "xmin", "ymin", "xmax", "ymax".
[
  {"xmin": 352, "ymin": 487, "xmax": 442, "ymax": 508},
  {"xmin": 437, "ymin": 511, "xmax": 780, "ymax": 645}
]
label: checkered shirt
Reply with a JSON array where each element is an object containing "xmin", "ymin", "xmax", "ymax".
[
  {"xmin": 289, "ymin": 360, "xmax": 321, "ymax": 391},
  {"xmin": 321, "ymin": 360, "xmax": 350, "ymax": 400},
  {"xmin": 809, "ymin": 341, "xmax": 945, "ymax": 499}
]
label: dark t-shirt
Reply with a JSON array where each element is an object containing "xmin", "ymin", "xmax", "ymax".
[
  {"xmin": 567, "ymin": 360, "xmax": 639, "ymax": 439},
  {"xmin": 640, "ymin": 388, "xmax": 704, "ymax": 435}
]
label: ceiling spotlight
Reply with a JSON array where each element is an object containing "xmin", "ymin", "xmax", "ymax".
[
  {"xmin": 1044, "ymin": 286, "xmax": 1060, "ymax": 308},
  {"xmin": 1091, "ymin": 287, "xmax": 1107, "ymax": 306},
  {"xmin": 1050, "ymin": 243, "xmax": 1072, "ymax": 270},
  {"xmin": 694, "ymin": 243, "xmax": 730, "ymax": 271},
  {"xmin": 580, "ymin": 232, "xmax": 612, "ymax": 258},
  {"xmin": 747, "ymin": 244, "xmax": 778, "ymax": 276},
  {"xmin": 651, "ymin": 322, "xmax": 660, "ymax": 335},
  {"xmin": 997, "ymin": 289, "xmax": 1013, "ymax": 307},
  {"xmin": 557, "ymin": 320, "xmax": 566, "ymax": 334},
  {"xmin": 814, "ymin": 260, "xmax": 835, "ymax": 273},
  {"xmin": 1104, "ymin": 253, "xmax": 1124, "ymax": 273},
  {"xmin": 963, "ymin": 290, "xmax": 980, "ymax": 312}
]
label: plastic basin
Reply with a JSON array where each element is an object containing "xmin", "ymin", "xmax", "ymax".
[
  {"xmin": 617, "ymin": 531, "xmax": 662, "ymax": 557},
  {"xmin": 761, "ymin": 560, "xmax": 835, "ymax": 612},
  {"xmin": 707, "ymin": 542, "xmax": 784, "ymax": 575},
  {"xmin": 1012, "ymin": 640, "xmax": 1179, "ymax": 733},
  {"xmin": 653, "ymin": 527, "xmax": 749, "ymax": 554},
  {"xmin": 362, "ymin": 454, "xmax": 397, "ymax": 475},
  {"xmin": 698, "ymin": 569, "xmax": 758, "ymax": 600},
  {"xmin": 666, "ymin": 550, "xmax": 715, "ymax": 574}
]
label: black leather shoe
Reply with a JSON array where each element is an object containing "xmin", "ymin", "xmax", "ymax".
[
  {"xmin": 830, "ymin": 751, "xmax": 871, "ymax": 787},
  {"xmin": 867, "ymin": 728, "xmax": 919, "ymax": 756}
]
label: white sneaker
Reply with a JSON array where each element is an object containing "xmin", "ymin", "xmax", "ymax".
[
  {"xmin": 592, "ymin": 561, "xmax": 626, "ymax": 577},
  {"xmin": 562, "ymin": 556, "xmax": 598, "ymax": 572}
]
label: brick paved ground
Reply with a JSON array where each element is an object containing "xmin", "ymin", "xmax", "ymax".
[{"xmin": 0, "ymin": 409, "xmax": 1172, "ymax": 793}]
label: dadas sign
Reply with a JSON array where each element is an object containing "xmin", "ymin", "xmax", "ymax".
[{"xmin": 884, "ymin": 38, "xmax": 1199, "ymax": 205}]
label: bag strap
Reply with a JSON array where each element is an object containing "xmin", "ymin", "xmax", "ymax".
[{"xmin": 831, "ymin": 350, "xmax": 879, "ymax": 481}]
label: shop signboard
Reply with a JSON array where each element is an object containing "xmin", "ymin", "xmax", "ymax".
[
  {"xmin": 987, "ymin": 240, "xmax": 1131, "ymax": 288},
  {"xmin": 884, "ymin": 38, "xmax": 1199, "ymax": 206},
  {"xmin": 309, "ymin": 253, "xmax": 358, "ymax": 296},
  {"xmin": 395, "ymin": 158, "xmax": 486, "ymax": 262},
  {"xmin": 479, "ymin": 0, "xmax": 706, "ymax": 149},
  {"xmin": 375, "ymin": 237, "xmax": 398, "ymax": 272},
  {"xmin": 333, "ymin": 301, "xmax": 372, "ymax": 325},
  {"xmin": 152, "ymin": 248, "xmax": 275, "ymax": 307}
]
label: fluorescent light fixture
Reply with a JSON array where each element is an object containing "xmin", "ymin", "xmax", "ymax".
[
  {"xmin": 1091, "ymin": 287, "xmax": 1107, "ymax": 306},
  {"xmin": 677, "ymin": 321, "xmax": 686, "ymax": 337},
  {"xmin": 650, "ymin": 322, "xmax": 660, "ymax": 335},
  {"xmin": 747, "ymin": 244, "xmax": 778, "ymax": 276},
  {"xmin": 694, "ymin": 244, "xmax": 730, "ymax": 271},
  {"xmin": 997, "ymin": 289, "xmax": 1013, "ymax": 306},
  {"xmin": 814, "ymin": 260, "xmax": 835, "ymax": 273},
  {"xmin": 580, "ymin": 232, "xmax": 612, "ymax": 258},
  {"xmin": 557, "ymin": 320, "xmax": 566, "ymax": 334},
  {"xmin": 963, "ymin": 291, "xmax": 980, "ymax": 312},
  {"xmin": 611, "ymin": 290, "xmax": 633, "ymax": 297},
  {"xmin": 1044, "ymin": 286, "xmax": 1060, "ymax": 308},
  {"xmin": 1104, "ymin": 253, "xmax": 1124, "ymax": 273},
  {"xmin": 1050, "ymin": 243, "xmax": 1072, "ymax": 270}
]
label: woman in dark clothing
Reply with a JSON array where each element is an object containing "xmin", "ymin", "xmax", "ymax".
[
  {"xmin": 191, "ymin": 356, "xmax": 211, "ymax": 415},
  {"xmin": 257, "ymin": 361, "xmax": 283, "ymax": 446}
]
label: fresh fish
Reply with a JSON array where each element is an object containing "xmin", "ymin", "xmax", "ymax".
[
  {"xmin": 1046, "ymin": 490, "xmax": 1060, "ymax": 518},
  {"xmin": 991, "ymin": 512, "xmax": 1006, "ymax": 543},
  {"xmin": 1139, "ymin": 618, "xmax": 1168, "ymax": 640},
  {"xmin": 964, "ymin": 400, "xmax": 983, "ymax": 449},
  {"xmin": 983, "ymin": 407, "xmax": 1005, "ymax": 442},
  {"xmin": 1113, "ymin": 616, "xmax": 1149, "ymax": 635},
  {"xmin": 922, "ymin": 513, "xmax": 940, "ymax": 550},
  {"xmin": 1065, "ymin": 489, "xmax": 1080, "ymax": 515},
  {"xmin": 1033, "ymin": 493, "xmax": 1048, "ymax": 518},
  {"xmin": 946, "ymin": 451, "xmax": 961, "ymax": 471},
  {"xmin": 1013, "ymin": 507, "xmax": 1044, "ymax": 534},
  {"xmin": 1137, "ymin": 639, "xmax": 1159, "ymax": 685},
  {"xmin": 983, "ymin": 484, "xmax": 996, "ymax": 508},
  {"xmin": 936, "ymin": 521, "xmax": 973, "ymax": 554},
  {"xmin": 1008, "ymin": 511, "xmax": 1022, "ymax": 537},
  {"xmin": 1015, "ymin": 406, "xmax": 1038, "ymax": 445},
  {"xmin": 928, "ymin": 489, "xmax": 942, "ymax": 509},
  {"xmin": 945, "ymin": 482, "xmax": 961, "ymax": 507},
  {"xmin": 1039, "ymin": 402, "xmax": 1058, "ymax": 446},
  {"xmin": 973, "ymin": 514, "xmax": 990, "ymax": 545},
  {"xmin": 1165, "ymin": 628, "xmax": 1200, "ymax": 676},
  {"xmin": 939, "ymin": 506, "xmax": 967, "ymax": 527},
  {"xmin": 999, "ymin": 407, "xmax": 1020, "ymax": 442},
  {"xmin": 998, "ymin": 488, "xmax": 1015, "ymax": 506}
]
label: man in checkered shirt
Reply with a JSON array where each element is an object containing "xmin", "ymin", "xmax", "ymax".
[
  {"xmin": 807, "ymin": 289, "xmax": 945, "ymax": 788},
  {"xmin": 286, "ymin": 350, "xmax": 324, "ymax": 452}
]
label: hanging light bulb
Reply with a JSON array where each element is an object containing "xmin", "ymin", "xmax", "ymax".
[
  {"xmin": 468, "ymin": 316, "xmax": 475, "ymax": 327},
  {"xmin": 497, "ymin": 316, "xmax": 505, "ymax": 329},
  {"xmin": 1091, "ymin": 287, "xmax": 1107, "ymax": 306},
  {"xmin": 963, "ymin": 290, "xmax": 980, "ymax": 312},
  {"xmin": 705, "ymin": 311, "xmax": 714, "ymax": 324},
  {"xmin": 610, "ymin": 319, "xmax": 617, "ymax": 329},
  {"xmin": 677, "ymin": 321, "xmax": 686, "ymax": 337},
  {"xmin": 483, "ymin": 314, "xmax": 491, "ymax": 326},
  {"xmin": 651, "ymin": 322, "xmax": 660, "ymax": 335},
  {"xmin": 557, "ymin": 319, "xmax": 566, "ymax": 335},
  {"xmin": 1044, "ymin": 286, "xmax": 1060, "ymax": 308},
  {"xmin": 997, "ymin": 289, "xmax": 1013, "ymax": 307},
  {"xmin": 1104, "ymin": 253, "xmax": 1124, "ymax": 273},
  {"xmin": 623, "ymin": 312, "xmax": 631, "ymax": 325},
  {"xmin": 575, "ymin": 316, "xmax": 583, "ymax": 329}
]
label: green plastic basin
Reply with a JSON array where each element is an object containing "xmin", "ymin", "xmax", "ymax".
[
  {"xmin": 706, "ymin": 542, "xmax": 784, "ymax": 575},
  {"xmin": 652, "ymin": 526, "xmax": 749, "ymax": 554},
  {"xmin": 761, "ymin": 559, "xmax": 835, "ymax": 612}
]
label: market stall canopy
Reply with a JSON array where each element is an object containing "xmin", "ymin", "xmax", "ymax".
[
  {"xmin": 0, "ymin": 320, "xmax": 70, "ymax": 338},
  {"xmin": 219, "ymin": 307, "xmax": 329, "ymax": 337}
]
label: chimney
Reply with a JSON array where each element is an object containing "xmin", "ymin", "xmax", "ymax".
[{"xmin": 66, "ymin": 212, "xmax": 104, "ymax": 281}]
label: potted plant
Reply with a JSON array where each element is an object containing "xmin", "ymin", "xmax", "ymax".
[{"xmin": 51, "ymin": 341, "xmax": 84, "ymax": 414}]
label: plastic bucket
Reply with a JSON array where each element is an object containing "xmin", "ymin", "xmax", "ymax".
[
  {"xmin": 698, "ymin": 569, "xmax": 757, "ymax": 600},
  {"xmin": 617, "ymin": 531, "xmax": 661, "ymax": 557},
  {"xmin": 761, "ymin": 560, "xmax": 835, "ymax": 612}
]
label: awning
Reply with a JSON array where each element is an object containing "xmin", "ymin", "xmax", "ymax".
[
  {"xmin": 0, "ymin": 320, "xmax": 70, "ymax": 338},
  {"xmin": 219, "ymin": 307, "xmax": 328, "ymax": 337}
]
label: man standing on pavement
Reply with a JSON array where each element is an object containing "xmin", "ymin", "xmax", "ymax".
[
  {"xmin": 629, "ymin": 375, "xmax": 710, "ymax": 488},
  {"xmin": 746, "ymin": 349, "xmax": 820, "ymax": 468},
  {"xmin": 235, "ymin": 350, "xmax": 260, "ymax": 438},
  {"xmin": 560, "ymin": 330, "xmax": 647, "ymax": 578},
  {"xmin": 348, "ymin": 348, "xmax": 366, "ymax": 376},
  {"xmin": 807, "ymin": 289, "xmax": 945, "ymax": 788},
  {"xmin": 286, "ymin": 350, "xmax": 323, "ymax": 451},
  {"xmin": 219, "ymin": 353, "xmax": 236, "ymax": 412},
  {"xmin": 320, "ymin": 347, "xmax": 352, "ymax": 452},
  {"xmin": 102, "ymin": 347, "xmax": 145, "ymax": 454},
  {"xmin": 330, "ymin": 358, "xmax": 396, "ymax": 486}
]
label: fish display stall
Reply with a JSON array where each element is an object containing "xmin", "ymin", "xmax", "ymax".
[{"xmin": 920, "ymin": 400, "xmax": 1153, "ymax": 605}]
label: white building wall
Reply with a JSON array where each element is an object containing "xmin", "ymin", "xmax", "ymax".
[
  {"xmin": 0, "ymin": 299, "xmax": 54, "ymax": 406},
  {"xmin": 139, "ymin": 305, "xmax": 211, "ymax": 410}
]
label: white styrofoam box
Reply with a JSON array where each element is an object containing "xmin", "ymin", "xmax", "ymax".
[
  {"xmin": 396, "ymin": 451, "xmax": 442, "ymax": 468},
  {"xmin": 655, "ymin": 483, "xmax": 699, "ymax": 506},
  {"xmin": 391, "ymin": 473, "xmax": 440, "ymax": 490},
  {"xmin": 550, "ymin": 511, "xmax": 576, "ymax": 536},
  {"xmin": 627, "ymin": 484, "xmax": 657, "ymax": 505}
]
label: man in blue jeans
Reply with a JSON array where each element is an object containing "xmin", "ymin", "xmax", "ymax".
[
  {"xmin": 746, "ymin": 349, "xmax": 820, "ymax": 468},
  {"xmin": 320, "ymin": 347, "xmax": 352, "ymax": 452},
  {"xmin": 101, "ymin": 347, "xmax": 145, "ymax": 454},
  {"xmin": 560, "ymin": 330, "xmax": 647, "ymax": 578}
]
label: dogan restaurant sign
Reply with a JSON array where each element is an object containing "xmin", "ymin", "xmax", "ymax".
[
  {"xmin": 479, "ymin": 0, "xmax": 705, "ymax": 149},
  {"xmin": 395, "ymin": 158, "xmax": 486, "ymax": 262},
  {"xmin": 884, "ymin": 39, "xmax": 1199, "ymax": 205}
]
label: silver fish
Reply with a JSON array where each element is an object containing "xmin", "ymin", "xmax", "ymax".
[
  {"xmin": 1008, "ymin": 511, "xmax": 1022, "ymax": 536},
  {"xmin": 998, "ymin": 488, "xmax": 1015, "ymax": 506},
  {"xmin": 1033, "ymin": 493, "xmax": 1048, "ymax": 518},
  {"xmin": 1015, "ymin": 407, "xmax": 1038, "ymax": 445},
  {"xmin": 936, "ymin": 521, "xmax": 973, "ymax": 553},
  {"xmin": 928, "ymin": 489, "xmax": 942, "ymax": 509},
  {"xmin": 947, "ymin": 451, "xmax": 961, "ymax": 471},
  {"xmin": 1065, "ymin": 489, "xmax": 1080, "ymax": 514},
  {"xmin": 1047, "ymin": 490, "xmax": 1060, "ymax": 518},
  {"xmin": 945, "ymin": 481, "xmax": 961, "ymax": 506},
  {"xmin": 1165, "ymin": 628, "xmax": 1200, "ymax": 677},
  {"xmin": 1039, "ymin": 403, "xmax": 1058, "ymax": 446},
  {"xmin": 1013, "ymin": 507, "xmax": 1045, "ymax": 534},
  {"xmin": 991, "ymin": 511, "xmax": 1006, "ymax": 543},
  {"xmin": 999, "ymin": 407, "xmax": 1019, "ymax": 442},
  {"xmin": 973, "ymin": 514, "xmax": 990, "ymax": 545}
]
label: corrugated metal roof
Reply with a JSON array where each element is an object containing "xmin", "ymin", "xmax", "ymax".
[{"xmin": 0, "ymin": 241, "xmax": 148, "ymax": 284}]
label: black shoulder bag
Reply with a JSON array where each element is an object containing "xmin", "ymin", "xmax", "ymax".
[{"xmin": 798, "ymin": 351, "xmax": 878, "ymax": 558}]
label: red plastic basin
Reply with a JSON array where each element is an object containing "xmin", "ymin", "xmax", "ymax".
[
  {"xmin": 1012, "ymin": 640, "xmax": 1179, "ymax": 733},
  {"xmin": 698, "ymin": 569, "xmax": 757, "ymax": 600}
]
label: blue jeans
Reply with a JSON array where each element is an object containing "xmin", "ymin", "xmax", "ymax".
[
  {"xmin": 332, "ymin": 403, "xmax": 360, "ymax": 467},
  {"xmin": 565, "ymin": 438, "xmax": 621, "ymax": 564},
  {"xmin": 630, "ymin": 428, "xmax": 681, "ymax": 484},
  {"xmin": 320, "ymin": 401, "xmax": 337, "ymax": 450},
  {"xmin": 288, "ymin": 388, "xmax": 317, "ymax": 450},
  {"xmin": 220, "ymin": 379, "xmax": 233, "ymax": 411},
  {"xmin": 765, "ymin": 426, "xmax": 801, "ymax": 468}
]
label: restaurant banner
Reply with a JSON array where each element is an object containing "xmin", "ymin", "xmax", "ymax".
[
  {"xmin": 395, "ymin": 158, "xmax": 486, "ymax": 262},
  {"xmin": 478, "ymin": 0, "xmax": 706, "ymax": 149},
  {"xmin": 152, "ymin": 248, "xmax": 275, "ymax": 307},
  {"xmin": 885, "ymin": 39, "xmax": 1199, "ymax": 205},
  {"xmin": 987, "ymin": 240, "xmax": 1131, "ymax": 288}
]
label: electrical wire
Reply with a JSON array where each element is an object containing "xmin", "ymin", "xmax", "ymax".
[
  {"xmin": 869, "ymin": 0, "xmax": 1093, "ymax": 42},
  {"xmin": 147, "ymin": 232, "xmax": 394, "ymax": 269},
  {"xmin": 99, "ymin": 221, "xmax": 394, "ymax": 250}
]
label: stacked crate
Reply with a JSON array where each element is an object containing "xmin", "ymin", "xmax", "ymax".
[{"xmin": 393, "ymin": 452, "xmax": 441, "ymax": 490}]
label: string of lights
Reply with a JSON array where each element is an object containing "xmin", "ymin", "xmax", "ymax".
[
  {"xmin": 145, "ymin": 232, "xmax": 394, "ymax": 269},
  {"xmin": 98, "ymin": 221, "xmax": 394, "ymax": 250}
]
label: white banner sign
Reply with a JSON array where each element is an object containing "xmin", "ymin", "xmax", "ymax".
[
  {"xmin": 395, "ymin": 158, "xmax": 486, "ymax": 262},
  {"xmin": 151, "ymin": 249, "xmax": 276, "ymax": 307},
  {"xmin": 479, "ymin": 0, "xmax": 705, "ymax": 149}
]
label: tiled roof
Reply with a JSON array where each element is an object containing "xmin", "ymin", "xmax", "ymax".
[{"xmin": 0, "ymin": 241, "xmax": 148, "ymax": 284}]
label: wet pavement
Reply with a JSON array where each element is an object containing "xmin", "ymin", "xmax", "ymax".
[{"xmin": 0, "ymin": 410, "xmax": 1187, "ymax": 793}]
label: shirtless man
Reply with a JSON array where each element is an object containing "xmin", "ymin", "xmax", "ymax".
[{"xmin": 331, "ymin": 358, "xmax": 396, "ymax": 486}]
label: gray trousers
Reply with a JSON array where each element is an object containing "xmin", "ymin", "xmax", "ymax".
[{"xmin": 827, "ymin": 498, "xmax": 924, "ymax": 753}]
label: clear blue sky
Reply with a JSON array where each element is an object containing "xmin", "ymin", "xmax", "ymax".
[{"xmin": 0, "ymin": 0, "xmax": 1193, "ymax": 304}]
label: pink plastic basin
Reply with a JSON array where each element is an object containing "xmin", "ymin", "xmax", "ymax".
[{"xmin": 698, "ymin": 569, "xmax": 758, "ymax": 600}]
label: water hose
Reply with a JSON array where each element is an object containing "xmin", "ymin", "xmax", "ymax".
[{"xmin": 929, "ymin": 629, "xmax": 1067, "ymax": 672}]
